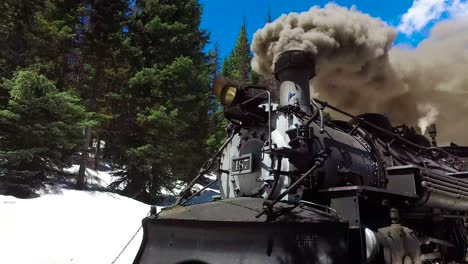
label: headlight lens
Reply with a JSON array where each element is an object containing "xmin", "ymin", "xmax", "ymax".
[{"xmin": 221, "ymin": 86, "xmax": 237, "ymax": 106}]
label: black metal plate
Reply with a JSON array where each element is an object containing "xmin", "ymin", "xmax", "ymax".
[
  {"xmin": 134, "ymin": 218, "xmax": 348, "ymax": 264},
  {"xmin": 231, "ymin": 154, "xmax": 253, "ymax": 175}
]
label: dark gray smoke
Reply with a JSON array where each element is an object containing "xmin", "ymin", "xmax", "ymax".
[{"xmin": 251, "ymin": 4, "xmax": 468, "ymax": 144}]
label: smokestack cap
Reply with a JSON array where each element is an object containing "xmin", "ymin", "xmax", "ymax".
[{"xmin": 274, "ymin": 50, "xmax": 316, "ymax": 81}]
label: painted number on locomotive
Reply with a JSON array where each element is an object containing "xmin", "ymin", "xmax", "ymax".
[{"xmin": 232, "ymin": 154, "xmax": 253, "ymax": 175}]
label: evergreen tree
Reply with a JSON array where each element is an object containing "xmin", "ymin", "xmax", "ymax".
[
  {"xmin": 73, "ymin": 0, "xmax": 130, "ymax": 189},
  {"xmin": 0, "ymin": 0, "xmax": 217, "ymax": 200},
  {"xmin": 0, "ymin": 0, "xmax": 82, "ymax": 84},
  {"xmin": 206, "ymin": 41, "xmax": 227, "ymax": 154},
  {"xmin": 206, "ymin": 97, "xmax": 227, "ymax": 154},
  {"xmin": 0, "ymin": 69, "xmax": 91, "ymax": 186},
  {"xmin": 0, "ymin": 0, "xmax": 42, "ymax": 80},
  {"xmin": 221, "ymin": 22, "xmax": 253, "ymax": 85},
  {"xmin": 267, "ymin": 5, "xmax": 272, "ymax": 23},
  {"xmin": 0, "ymin": 0, "xmax": 100, "ymax": 192},
  {"xmin": 0, "ymin": 1, "xmax": 93, "ymax": 189},
  {"xmin": 211, "ymin": 40, "xmax": 221, "ymax": 79},
  {"xmin": 108, "ymin": 0, "xmax": 212, "ymax": 202}
]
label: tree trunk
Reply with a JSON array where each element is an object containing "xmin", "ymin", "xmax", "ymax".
[
  {"xmin": 94, "ymin": 136, "xmax": 101, "ymax": 170},
  {"xmin": 76, "ymin": 126, "xmax": 92, "ymax": 189}
]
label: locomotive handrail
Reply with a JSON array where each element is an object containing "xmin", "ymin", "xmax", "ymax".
[
  {"xmin": 179, "ymin": 179, "xmax": 219, "ymax": 206},
  {"xmin": 256, "ymin": 151, "xmax": 328, "ymax": 219},
  {"xmin": 310, "ymin": 98, "xmax": 325, "ymax": 132},
  {"xmin": 299, "ymin": 200, "xmax": 340, "ymax": 219},
  {"xmin": 313, "ymin": 98, "xmax": 464, "ymax": 163},
  {"xmin": 175, "ymin": 132, "xmax": 236, "ymax": 205}
]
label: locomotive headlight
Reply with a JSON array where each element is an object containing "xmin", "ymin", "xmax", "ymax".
[
  {"xmin": 213, "ymin": 77, "xmax": 240, "ymax": 107},
  {"xmin": 220, "ymin": 86, "xmax": 238, "ymax": 106},
  {"xmin": 213, "ymin": 79, "xmax": 224, "ymax": 96}
]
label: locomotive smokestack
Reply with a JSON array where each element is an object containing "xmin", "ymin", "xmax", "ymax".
[{"xmin": 274, "ymin": 50, "xmax": 315, "ymax": 113}]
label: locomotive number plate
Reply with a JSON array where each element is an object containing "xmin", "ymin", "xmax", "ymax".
[{"xmin": 232, "ymin": 154, "xmax": 253, "ymax": 175}]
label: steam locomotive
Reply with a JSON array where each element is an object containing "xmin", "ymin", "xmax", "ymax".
[{"xmin": 134, "ymin": 50, "xmax": 468, "ymax": 264}]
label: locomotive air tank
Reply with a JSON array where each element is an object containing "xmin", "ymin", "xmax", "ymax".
[{"xmin": 134, "ymin": 50, "xmax": 468, "ymax": 264}]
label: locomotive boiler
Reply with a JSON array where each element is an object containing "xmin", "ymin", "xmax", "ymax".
[{"xmin": 134, "ymin": 50, "xmax": 468, "ymax": 264}]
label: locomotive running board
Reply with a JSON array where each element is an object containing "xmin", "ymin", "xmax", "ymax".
[{"xmin": 133, "ymin": 218, "xmax": 349, "ymax": 264}]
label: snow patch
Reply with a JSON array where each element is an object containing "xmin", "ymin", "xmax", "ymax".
[
  {"xmin": 63, "ymin": 164, "xmax": 115, "ymax": 188},
  {"xmin": 0, "ymin": 190, "xmax": 159, "ymax": 264},
  {"xmin": 203, "ymin": 173, "xmax": 217, "ymax": 181},
  {"xmin": 160, "ymin": 175, "xmax": 220, "ymax": 196},
  {"xmin": 0, "ymin": 162, "xmax": 220, "ymax": 263}
]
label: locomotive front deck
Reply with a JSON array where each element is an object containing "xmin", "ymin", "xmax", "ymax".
[{"xmin": 134, "ymin": 198, "xmax": 348, "ymax": 264}]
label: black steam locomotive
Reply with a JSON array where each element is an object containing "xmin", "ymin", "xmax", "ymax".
[{"xmin": 134, "ymin": 50, "xmax": 468, "ymax": 264}]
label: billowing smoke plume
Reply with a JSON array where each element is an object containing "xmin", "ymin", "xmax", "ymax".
[
  {"xmin": 389, "ymin": 18, "xmax": 468, "ymax": 143},
  {"xmin": 251, "ymin": 4, "xmax": 468, "ymax": 144}
]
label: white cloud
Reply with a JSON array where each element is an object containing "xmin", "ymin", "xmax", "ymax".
[
  {"xmin": 398, "ymin": 0, "xmax": 468, "ymax": 35},
  {"xmin": 448, "ymin": 0, "xmax": 468, "ymax": 17},
  {"xmin": 398, "ymin": 0, "xmax": 447, "ymax": 35}
]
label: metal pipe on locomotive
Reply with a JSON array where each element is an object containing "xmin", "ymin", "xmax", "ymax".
[{"xmin": 134, "ymin": 50, "xmax": 468, "ymax": 264}]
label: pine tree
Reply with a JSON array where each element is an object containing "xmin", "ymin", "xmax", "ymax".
[
  {"xmin": 0, "ymin": 0, "xmax": 129, "ymax": 191},
  {"xmin": 0, "ymin": 0, "xmax": 216, "ymax": 200},
  {"xmin": 73, "ymin": 0, "xmax": 131, "ymax": 189},
  {"xmin": 0, "ymin": 0, "xmax": 82, "ymax": 84},
  {"xmin": 206, "ymin": 41, "xmax": 227, "ymax": 154},
  {"xmin": 206, "ymin": 98, "xmax": 227, "ymax": 154},
  {"xmin": 211, "ymin": 40, "xmax": 221, "ymax": 79},
  {"xmin": 267, "ymin": 5, "xmax": 272, "ymax": 23},
  {"xmin": 0, "ymin": 69, "xmax": 91, "ymax": 189},
  {"xmin": 108, "ymin": 0, "xmax": 212, "ymax": 202},
  {"xmin": 221, "ymin": 22, "xmax": 253, "ymax": 85},
  {"xmin": 0, "ymin": 0, "xmax": 42, "ymax": 80}
]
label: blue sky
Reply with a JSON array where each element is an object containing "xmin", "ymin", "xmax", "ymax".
[{"xmin": 199, "ymin": 0, "xmax": 468, "ymax": 59}]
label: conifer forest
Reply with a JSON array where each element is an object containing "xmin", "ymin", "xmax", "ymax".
[{"xmin": 0, "ymin": 0, "xmax": 256, "ymax": 203}]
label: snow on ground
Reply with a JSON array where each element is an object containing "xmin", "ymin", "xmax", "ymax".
[
  {"xmin": 159, "ymin": 173, "xmax": 220, "ymax": 206},
  {"xmin": 0, "ymin": 162, "xmax": 164, "ymax": 264},
  {"xmin": 63, "ymin": 164, "xmax": 115, "ymax": 188},
  {"xmin": 203, "ymin": 173, "xmax": 217, "ymax": 181},
  {"xmin": 160, "ymin": 173, "xmax": 220, "ymax": 196},
  {"xmin": 1, "ymin": 163, "xmax": 218, "ymax": 264},
  {"xmin": 0, "ymin": 190, "xmax": 157, "ymax": 264}
]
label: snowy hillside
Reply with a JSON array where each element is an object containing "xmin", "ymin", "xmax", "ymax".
[
  {"xmin": 0, "ymin": 189, "xmax": 153, "ymax": 264},
  {"xmin": 0, "ymin": 164, "xmax": 156, "ymax": 264},
  {"xmin": 0, "ymin": 163, "xmax": 218, "ymax": 264}
]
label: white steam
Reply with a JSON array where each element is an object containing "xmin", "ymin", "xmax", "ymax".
[{"xmin": 417, "ymin": 103, "xmax": 439, "ymax": 135}]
